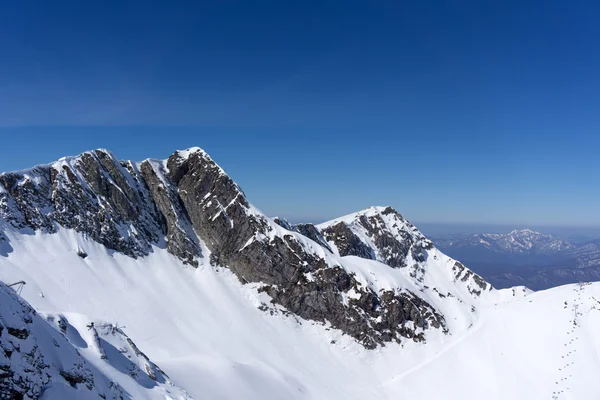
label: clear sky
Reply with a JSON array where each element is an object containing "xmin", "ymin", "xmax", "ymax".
[{"xmin": 0, "ymin": 1, "xmax": 598, "ymax": 226}]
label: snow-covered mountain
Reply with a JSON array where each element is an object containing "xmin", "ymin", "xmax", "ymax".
[
  {"xmin": 433, "ymin": 230, "xmax": 600, "ymax": 290},
  {"xmin": 0, "ymin": 148, "xmax": 488, "ymax": 350},
  {"xmin": 564, "ymin": 239, "xmax": 600, "ymax": 269},
  {"xmin": 1, "ymin": 147, "xmax": 600, "ymax": 399},
  {"xmin": 434, "ymin": 229, "xmax": 576, "ymax": 256}
]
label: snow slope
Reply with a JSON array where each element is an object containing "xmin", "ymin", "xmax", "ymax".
[
  {"xmin": 0, "ymin": 226, "xmax": 462, "ymax": 399},
  {"xmin": 0, "ymin": 278, "xmax": 190, "ymax": 400},
  {"xmin": 385, "ymin": 282, "xmax": 600, "ymax": 400},
  {"xmin": 1, "ymin": 227, "xmax": 600, "ymax": 399}
]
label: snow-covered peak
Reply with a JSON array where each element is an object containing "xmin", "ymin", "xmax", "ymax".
[
  {"xmin": 494, "ymin": 229, "xmax": 575, "ymax": 254},
  {"xmin": 172, "ymin": 146, "xmax": 208, "ymax": 159},
  {"xmin": 319, "ymin": 205, "xmax": 400, "ymax": 226},
  {"xmin": 318, "ymin": 206, "xmax": 427, "ymax": 260},
  {"xmin": 2, "ymin": 147, "xmax": 600, "ymax": 399},
  {"xmin": 508, "ymin": 228, "xmax": 542, "ymax": 237},
  {"xmin": 0, "ymin": 148, "xmax": 117, "ymax": 177},
  {"xmin": 315, "ymin": 204, "xmax": 491, "ymax": 303},
  {"xmin": 166, "ymin": 146, "xmax": 229, "ymax": 178}
]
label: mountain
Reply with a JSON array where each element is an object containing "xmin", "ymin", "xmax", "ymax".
[
  {"xmin": 564, "ymin": 239, "xmax": 600, "ymax": 268},
  {"xmin": 1, "ymin": 147, "xmax": 600, "ymax": 399},
  {"xmin": 0, "ymin": 148, "xmax": 489, "ymax": 350},
  {"xmin": 433, "ymin": 230, "xmax": 600, "ymax": 290},
  {"xmin": 433, "ymin": 229, "xmax": 575, "ymax": 263}
]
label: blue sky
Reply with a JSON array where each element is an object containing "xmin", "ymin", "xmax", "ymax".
[{"xmin": 0, "ymin": 1, "xmax": 598, "ymax": 226}]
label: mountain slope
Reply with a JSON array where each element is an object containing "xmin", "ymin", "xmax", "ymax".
[
  {"xmin": 0, "ymin": 280, "xmax": 190, "ymax": 399},
  {"xmin": 0, "ymin": 227, "xmax": 453, "ymax": 400},
  {"xmin": 385, "ymin": 282, "xmax": 600, "ymax": 400}
]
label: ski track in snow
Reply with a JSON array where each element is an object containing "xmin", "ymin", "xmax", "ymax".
[
  {"xmin": 551, "ymin": 282, "xmax": 592, "ymax": 400},
  {"xmin": 383, "ymin": 312, "xmax": 486, "ymax": 386}
]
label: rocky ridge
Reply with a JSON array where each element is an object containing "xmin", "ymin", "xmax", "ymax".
[{"xmin": 0, "ymin": 148, "xmax": 490, "ymax": 349}]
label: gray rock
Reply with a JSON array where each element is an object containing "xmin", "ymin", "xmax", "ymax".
[
  {"xmin": 293, "ymin": 223, "xmax": 334, "ymax": 253},
  {"xmin": 321, "ymin": 222, "xmax": 375, "ymax": 259},
  {"xmin": 139, "ymin": 160, "xmax": 201, "ymax": 266}
]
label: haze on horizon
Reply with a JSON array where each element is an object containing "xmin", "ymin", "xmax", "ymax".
[{"xmin": 0, "ymin": 1, "xmax": 598, "ymax": 228}]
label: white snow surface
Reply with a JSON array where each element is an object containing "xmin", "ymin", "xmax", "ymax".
[{"xmin": 1, "ymin": 226, "xmax": 600, "ymax": 399}]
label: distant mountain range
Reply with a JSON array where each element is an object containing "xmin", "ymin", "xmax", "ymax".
[{"xmin": 432, "ymin": 229, "xmax": 600, "ymax": 290}]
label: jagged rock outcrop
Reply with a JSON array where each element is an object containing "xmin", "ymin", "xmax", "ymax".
[
  {"xmin": 294, "ymin": 224, "xmax": 334, "ymax": 253},
  {"xmin": 273, "ymin": 218, "xmax": 334, "ymax": 253},
  {"xmin": 0, "ymin": 147, "xmax": 491, "ymax": 349},
  {"xmin": 321, "ymin": 222, "xmax": 374, "ymax": 259},
  {"xmin": 320, "ymin": 206, "xmax": 428, "ymax": 268},
  {"xmin": 262, "ymin": 266, "xmax": 446, "ymax": 348},
  {"xmin": 139, "ymin": 160, "xmax": 202, "ymax": 266},
  {"xmin": 0, "ymin": 150, "xmax": 165, "ymax": 258}
]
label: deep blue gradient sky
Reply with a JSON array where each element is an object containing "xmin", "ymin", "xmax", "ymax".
[{"xmin": 0, "ymin": 1, "xmax": 598, "ymax": 226}]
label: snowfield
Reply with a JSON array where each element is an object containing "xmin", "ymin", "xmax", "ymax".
[{"xmin": 2, "ymin": 226, "xmax": 600, "ymax": 399}]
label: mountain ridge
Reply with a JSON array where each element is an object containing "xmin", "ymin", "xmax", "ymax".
[
  {"xmin": 3, "ymin": 147, "xmax": 600, "ymax": 399},
  {"xmin": 0, "ymin": 147, "xmax": 489, "ymax": 350}
]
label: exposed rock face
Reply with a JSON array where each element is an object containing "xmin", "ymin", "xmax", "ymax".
[
  {"xmin": 294, "ymin": 224, "xmax": 334, "ymax": 253},
  {"xmin": 273, "ymin": 219, "xmax": 334, "ymax": 253},
  {"xmin": 262, "ymin": 266, "xmax": 446, "ymax": 349},
  {"xmin": 0, "ymin": 150, "xmax": 165, "ymax": 258},
  {"xmin": 139, "ymin": 160, "xmax": 201, "ymax": 266},
  {"xmin": 452, "ymin": 262, "xmax": 491, "ymax": 296},
  {"xmin": 321, "ymin": 222, "xmax": 374, "ymax": 259},
  {"xmin": 272, "ymin": 217, "xmax": 293, "ymax": 230},
  {"xmin": 0, "ymin": 147, "xmax": 490, "ymax": 349}
]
